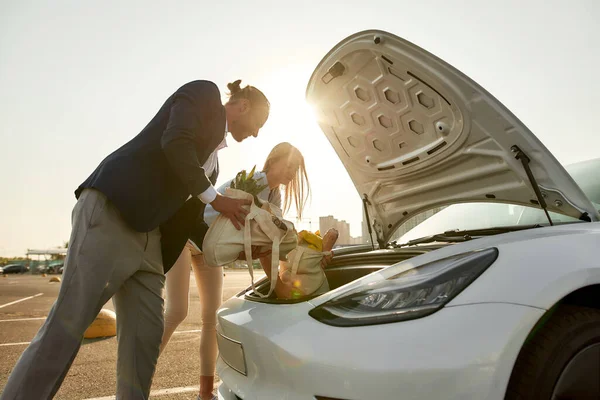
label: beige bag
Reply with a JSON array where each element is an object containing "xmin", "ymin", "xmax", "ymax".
[
  {"xmin": 202, "ymin": 188, "xmax": 297, "ymax": 297},
  {"xmin": 279, "ymin": 246, "xmax": 331, "ymax": 298}
]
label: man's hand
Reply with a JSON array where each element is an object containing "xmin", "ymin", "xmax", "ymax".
[
  {"xmin": 210, "ymin": 193, "xmax": 251, "ymax": 230},
  {"xmin": 238, "ymin": 245, "xmax": 272, "ymax": 261}
]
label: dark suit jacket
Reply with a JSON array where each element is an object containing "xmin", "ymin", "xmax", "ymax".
[
  {"xmin": 158, "ymin": 167, "xmax": 219, "ymax": 273},
  {"xmin": 75, "ymin": 80, "xmax": 225, "ymax": 272}
]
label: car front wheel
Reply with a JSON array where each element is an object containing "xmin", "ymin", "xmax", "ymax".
[{"xmin": 505, "ymin": 305, "xmax": 600, "ymax": 400}]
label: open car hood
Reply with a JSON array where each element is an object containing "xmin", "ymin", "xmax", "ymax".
[{"xmin": 306, "ymin": 30, "xmax": 599, "ymax": 246}]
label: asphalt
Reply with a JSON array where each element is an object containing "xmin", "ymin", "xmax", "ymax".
[{"xmin": 0, "ymin": 270, "xmax": 263, "ymax": 399}]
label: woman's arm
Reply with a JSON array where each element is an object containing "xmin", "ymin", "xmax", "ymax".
[
  {"xmin": 320, "ymin": 228, "xmax": 339, "ymax": 268},
  {"xmin": 258, "ymin": 255, "xmax": 274, "ymax": 279},
  {"xmin": 258, "ymin": 255, "xmax": 301, "ymax": 299}
]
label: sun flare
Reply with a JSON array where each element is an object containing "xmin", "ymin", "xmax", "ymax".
[{"xmin": 218, "ymin": 64, "xmax": 357, "ymax": 233}]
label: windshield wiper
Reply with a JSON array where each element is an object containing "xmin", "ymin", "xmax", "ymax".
[
  {"xmin": 394, "ymin": 233, "xmax": 473, "ymax": 248},
  {"xmin": 441, "ymin": 224, "xmax": 543, "ymax": 237},
  {"xmin": 391, "ymin": 224, "xmax": 543, "ymax": 248}
]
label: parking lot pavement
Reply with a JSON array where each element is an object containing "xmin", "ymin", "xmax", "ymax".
[{"xmin": 0, "ymin": 270, "xmax": 263, "ymax": 399}]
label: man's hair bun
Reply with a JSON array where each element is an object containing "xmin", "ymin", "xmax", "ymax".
[
  {"xmin": 227, "ymin": 79, "xmax": 243, "ymax": 94},
  {"xmin": 226, "ymin": 79, "xmax": 270, "ymax": 122}
]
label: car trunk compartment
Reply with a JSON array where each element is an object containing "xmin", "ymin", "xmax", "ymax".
[{"xmin": 242, "ymin": 247, "xmax": 434, "ymax": 304}]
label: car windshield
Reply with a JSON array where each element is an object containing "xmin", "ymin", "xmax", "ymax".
[{"xmin": 395, "ymin": 158, "xmax": 600, "ymax": 244}]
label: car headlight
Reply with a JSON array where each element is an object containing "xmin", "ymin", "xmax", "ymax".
[{"xmin": 309, "ymin": 248, "xmax": 498, "ymax": 326}]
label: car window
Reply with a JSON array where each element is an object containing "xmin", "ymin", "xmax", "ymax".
[{"xmin": 395, "ymin": 158, "xmax": 600, "ymax": 243}]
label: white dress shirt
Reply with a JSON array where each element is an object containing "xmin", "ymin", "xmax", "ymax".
[{"xmin": 197, "ymin": 122, "xmax": 228, "ymax": 204}]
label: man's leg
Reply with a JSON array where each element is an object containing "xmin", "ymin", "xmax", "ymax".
[
  {"xmin": 0, "ymin": 189, "xmax": 147, "ymax": 400},
  {"xmin": 114, "ymin": 227, "xmax": 165, "ymax": 399}
]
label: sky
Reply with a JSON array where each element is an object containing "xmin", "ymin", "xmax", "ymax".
[{"xmin": 0, "ymin": 0, "xmax": 598, "ymax": 257}]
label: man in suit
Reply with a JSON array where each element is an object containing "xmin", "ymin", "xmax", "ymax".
[{"xmin": 0, "ymin": 79, "xmax": 270, "ymax": 400}]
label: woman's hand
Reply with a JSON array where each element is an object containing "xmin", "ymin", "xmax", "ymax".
[
  {"xmin": 320, "ymin": 252, "xmax": 333, "ymax": 269},
  {"xmin": 210, "ymin": 193, "xmax": 251, "ymax": 230},
  {"xmin": 320, "ymin": 228, "xmax": 338, "ymax": 268}
]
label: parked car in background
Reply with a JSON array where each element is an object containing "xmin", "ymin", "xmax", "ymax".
[
  {"xmin": 49, "ymin": 263, "xmax": 63, "ymax": 274},
  {"xmin": 41, "ymin": 262, "xmax": 64, "ymax": 274},
  {"xmin": 33, "ymin": 261, "xmax": 64, "ymax": 274},
  {"xmin": 2, "ymin": 264, "xmax": 30, "ymax": 274},
  {"xmin": 216, "ymin": 30, "xmax": 600, "ymax": 400},
  {"xmin": 36, "ymin": 265, "xmax": 47, "ymax": 274}
]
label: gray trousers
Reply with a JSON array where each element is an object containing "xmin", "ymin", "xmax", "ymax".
[{"xmin": 0, "ymin": 189, "xmax": 165, "ymax": 400}]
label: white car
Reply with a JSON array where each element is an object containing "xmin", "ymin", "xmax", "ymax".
[{"xmin": 216, "ymin": 30, "xmax": 600, "ymax": 400}]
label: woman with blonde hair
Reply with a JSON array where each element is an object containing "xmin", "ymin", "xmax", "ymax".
[{"xmin": 159, "ymin": 142, "xmax": 310, "ymax": 400}]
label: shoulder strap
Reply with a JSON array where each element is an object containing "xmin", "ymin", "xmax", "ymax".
[
  {"xmin": 244, "ymin": 207, "xmax": 283, "ymax": 298},
  {"xmin": 290, "ymin": 247, "xmax": 305, "ymax": 277},
  {"xmin": 289, "ymin": 249, "xmax": 331, "ymax": 278}
]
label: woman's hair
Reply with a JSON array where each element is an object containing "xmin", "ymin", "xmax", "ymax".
[
  {"xmin": 227, "ymin": 79, "xmax": 270, "ymax": 126},
  {"xmin": 263, "ymin": 142, "xmax": 310, "ymax": 219}
]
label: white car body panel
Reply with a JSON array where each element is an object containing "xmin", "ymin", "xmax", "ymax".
[
  {"xmin": 306, "ymin": 30, "xmax": 598, "ymax": 244},
  {"xmin": 217, "ymin": 301, "xmax": 543, "ymax": 400}
]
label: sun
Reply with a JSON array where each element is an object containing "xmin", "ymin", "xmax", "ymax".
[
  {"xmin": 219, "ymin": 64, "xmax": 351, "ymax": 233},
  {"xmin": 258, "ymin": 65, "xmax": 338, "ymax": 175},
  {"xmin": 251, "ymin": 65, "xmax": 351, "ymax": 230}
]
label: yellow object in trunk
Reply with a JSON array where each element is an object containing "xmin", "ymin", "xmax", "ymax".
[{"xmin": 298, "ymin": 230, "xmax": 323, "ymax": 252}]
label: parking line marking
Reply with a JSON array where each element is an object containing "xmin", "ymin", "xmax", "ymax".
[
  {"xmin": 83, "ymin": 385, "xmax": 199, "ymax": 399},
  {"xmin": 0, "ymin": 317, "xmax": 46, "ymax": 322},
  {"xmin": 173, "ymin": 329, "xmax": 201, "ymax": 334},
  {"xmin": 0, "ymin": 328, "xmax": 202, "ymax": 346},
  {"xmin": 0, "ymin": 328, "xmax": 200, "ymax": 349},
  {"xmin": 0, "ymin": 293, "xmax": 44, "ymax": 309},
  {"xmin": 0, "ymin": 342, "xmax": 30, "ymax": 347}
]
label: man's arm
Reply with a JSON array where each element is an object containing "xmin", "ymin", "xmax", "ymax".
[
  {"xmin": 161, "ymin": 81, "xmax": 220, "ymax": 200},
  {"xmin": 161, "ymin": 81, "xmax": 250, "ymax": 226}
]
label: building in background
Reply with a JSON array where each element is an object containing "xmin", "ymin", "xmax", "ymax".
[{"xmin": 319, "ymin": 216, "xmax": 362, "ymax": 246}]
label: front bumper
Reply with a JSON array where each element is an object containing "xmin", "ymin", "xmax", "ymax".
[{"xmin": 215, "ymin": 297, "xmax": 544, "ymax": 400}]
